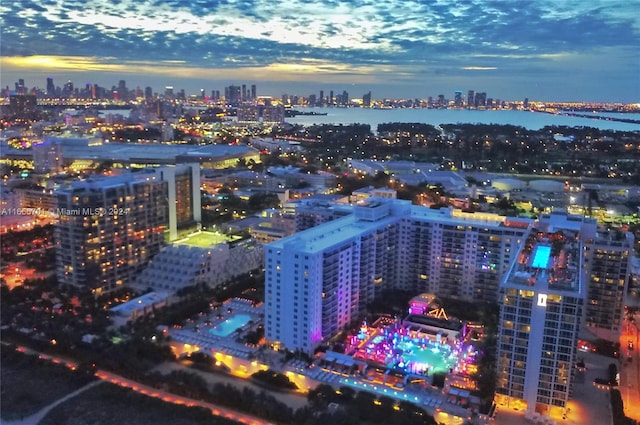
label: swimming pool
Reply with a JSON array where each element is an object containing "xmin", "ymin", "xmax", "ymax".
[
  {"xmin": 531, "ymin": 245, "xmax": 551, "ymax": 269},
  {"xmin": 394, "ymin": 341, "xmax": 457, "ymax": 375},
  {"xmin": 209, "ymin": 313, "xmax": 252, "ymax": 337}
]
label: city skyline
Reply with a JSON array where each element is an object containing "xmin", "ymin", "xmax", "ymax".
[{"xmin": 1, "ymin": 0, "xmax": 639, "ymax": 103}]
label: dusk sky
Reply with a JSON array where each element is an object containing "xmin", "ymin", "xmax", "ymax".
[{"xmin": 1, "ymin": 0, "xmax": 639, "ymax": 102}]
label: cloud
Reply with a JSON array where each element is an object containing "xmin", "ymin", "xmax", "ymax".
[
  {"xmin": 0, "ymin": 0, "xmax": 638, "ymax": 101},
  {"xmin": 461, "ymin": 67, "xmax": 498, "ymax": 71}
]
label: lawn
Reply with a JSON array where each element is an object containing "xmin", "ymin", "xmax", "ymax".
[
  {"xmin": 40, "ymin": 384, "xmax": 241, "ymax": 425},
  {"xmin": 0, "ymin": 346, "xmax": 96, "ymax": 421},
  {"xmin": 177, "ymin": 231, "xmax": 239, "ymax": 248}
]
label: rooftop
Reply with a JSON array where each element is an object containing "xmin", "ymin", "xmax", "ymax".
[
  {"xmin": 502, "ymin": 226, "xmax": 583, "ymax": 295},
  {"xmin": 110, "ymin": 291, "xmax": 171, "ymax": 316},
  {"xmin": 2, "ymin": 139, "xmax": 257, "ymax": 164},
  {"xmin": 56, "ymin": 170, "xmax": 163, "ymax": 193}
]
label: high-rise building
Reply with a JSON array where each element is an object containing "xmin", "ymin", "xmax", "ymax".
[
  {"xmin": 496, "ymin": 214, "xmax": 587, "ymax": 418},
  {"xmin": 340, "ymin": 90, "xmax": 349, "ymax": 106},
  {"xmin": 32, "ymin": 139, "xmax": 63, "ymax": 174},
  {"xmin": 582, "ymin": 228, "xmax": 633, "ymax": 339},
  {"xmin": 153, "ymin": 164, "xmax": 202, "ymax": 241},
  {"xmin": 225, "ymin": 85, "xmax": 241, "ymax": 105},
  {"xmin": 495, "ymin": 211, "xmax": 633, "ymax": 418},
  {"xmin": 15, "ymin": 79, "xmax": 26, "ymax": 95},
  {"xmin": 55, "ymin": 173, "xmax": 168, "ymax": 294},
  {"xmin": 454, "ymin": 91, "xmax": 463, "ymax": 107},
  {"xmin": 251, "ymin": 84, "xmax": 256, "ymax": 101},
  {"xmin": 475, "ymin": 92, "xmax": 487, "ymax": 108},
  {"xmin": 237, "ymin": 105, "xmax": 285, "ymax": 124},
  {"xmin": 145, "ymin": 86, "xmax": 153, "ymax": 99},
  {"xmin": 260, "ymin": 105, "xmax": 285, "ymax": 124},
  {"xmin": 467, "ymin": 90, "xmax": 475, "ymax": 108},
  {"xmin": 55, "ymin": 164, "xmax": 201, "ymax": 293},
  {"xmin": 118, "ymin": 80, "xmax": 128, "ymax": 101},
  {"xmin": 46, "ymin": 78, "xmax": 55, "ymax": 97},
  {"xmin": 363, "ymin": 91, "xmax": 371, "ymax": 108},
  {"xmin": 265, "ymin": 198, "xmax": 531, "ymax": 353}
]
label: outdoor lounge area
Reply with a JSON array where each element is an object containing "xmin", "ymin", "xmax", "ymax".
[
  {"xmin": 348, "ymin": 317, "xmax": 471, "ymax": 379},
  {"xmin": 167, "ymin": 298, "xmax": 263, "ymax": 360}
]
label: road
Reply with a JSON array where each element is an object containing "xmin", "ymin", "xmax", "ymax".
[
  {"xmin": 619, "ymin": 313, "xmax": 640, "ymax": 422},
  {"xmin": 8, "ymin": 345, "xmax": 271, "ymax": 425}
]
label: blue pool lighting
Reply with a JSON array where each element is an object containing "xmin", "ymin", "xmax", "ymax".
[
  {"xmin": 209, "ymin": 313, "xmax": 251, "ymax": 337},
  {"xmin": 531, "ymin": 245, "xmax": 551, "ymax": 269}
]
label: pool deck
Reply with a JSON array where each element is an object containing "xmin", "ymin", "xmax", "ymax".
[{"xmin": 168, "ymin": 298, "xmax": 263, "ymax": 359}]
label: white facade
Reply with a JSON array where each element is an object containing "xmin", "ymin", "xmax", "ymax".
[
  {"xmin": 151, "ymin": 163, "xmax": 201, "ymax": 241},
  {"xmin": 137, "ymin": 239, "xmax": 263, "ymax": 293},
  {"xmin": 265, "ymin": 198, "xmax": 532, "ymax": 354}
]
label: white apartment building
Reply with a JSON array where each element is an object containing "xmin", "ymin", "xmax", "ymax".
[
  {"xmin": 266, "ymin": 201, "xmax": 632, "ymax": 356},
  {"xmin": 265, "ymin": 198, "xmax": 532, "ymax": 354}
]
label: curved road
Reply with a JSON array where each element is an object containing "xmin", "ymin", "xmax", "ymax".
[{"xmin": 6, "ymin": 346, "xmax": 270, "ymax": 425}]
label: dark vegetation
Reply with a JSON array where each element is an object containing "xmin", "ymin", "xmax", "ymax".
[
  {"xmin": 303, "ymin": 383, "xmax": 437, "ymax": 425},
  {"xmin": 39, "ymin": 383, "xmax": 241, "ymax": 425},
  {"xmin": 251, "ymin": 369, "xmax": 298, "ymax": 390},
  {"xmin": 0, "ymin": 345, "xmax": 96, "ymax": 421},
  {"xmin": 270, "ymin": 123, "xmax": 640, "ymax": 183},
  {"xmin": 0, "ymin": 224, "xmax": 54, "ymax": 261}
]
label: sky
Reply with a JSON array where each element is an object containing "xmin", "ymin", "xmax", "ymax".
[{"xmin": 1, "ymin": 0, "xmax": 639, "ymax": 102}]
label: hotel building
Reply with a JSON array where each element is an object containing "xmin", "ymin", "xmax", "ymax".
[
  {"xmin": 494, "ymin": 212, "xmax": 624, "ymax": 417},
  {"xmin": 265, "ymin": 198, "xmax": 531, "ymax": 354},
  {"xmin": 495, "ymin": 215, "xmax": 584, "ymax": 416},
  {"xmin": 54, "ymin": 164, "xmax": 202, "ymax": 294},
  {"xmin": 55, "ymin": 173, "xmax": 168, "ymax": 294}
]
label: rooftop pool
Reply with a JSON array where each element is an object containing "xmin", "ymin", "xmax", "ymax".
[
  {"xmin": 209, "ymin": 313, "xmax": 252, "ymax": 337},
  {"xmin": 531, "ymin": 245, "xmax": 551, "ymax": 269}
]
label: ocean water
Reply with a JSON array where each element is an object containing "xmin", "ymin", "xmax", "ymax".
[{"xmin": 286, "ymin": 107, "xmax": 640, "ymax": 132}]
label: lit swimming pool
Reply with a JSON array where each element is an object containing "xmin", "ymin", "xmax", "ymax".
[
  {"xmin": 209, "ymin": 314, "xmax": 252, "ymax": 337},
  {"xmin": 531, "ymin": 245, "xmax": 551, "ymax": 269}
]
